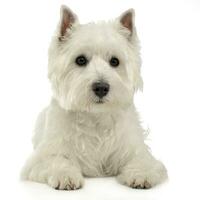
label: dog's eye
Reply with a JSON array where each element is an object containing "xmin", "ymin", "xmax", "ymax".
[
  {"xmin": 109, "ymin": 57, "xmax": 120, "ymax": 67},
  {"xmin": 75, "ymin": 55, "xmax": 88, "ymax": 66}
]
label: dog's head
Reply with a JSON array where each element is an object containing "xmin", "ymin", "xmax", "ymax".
[{"xmin": 48, "ymin": 5, "xmax": 143, "ymax": 113}]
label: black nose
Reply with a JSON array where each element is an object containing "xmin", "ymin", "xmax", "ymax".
[{"xmin": 92, "ymin": 82, "xmax": 110, "ymax": 98}]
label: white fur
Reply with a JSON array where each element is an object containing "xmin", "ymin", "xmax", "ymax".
[{"xmin": 21, "ymin": 6, "xmax": 167, "ymax": 190}]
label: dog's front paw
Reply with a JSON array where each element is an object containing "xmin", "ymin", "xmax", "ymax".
[
  {"xmin": 29, "ymin": 168, "xmax": 84, "ymax": 190},
  {"xmin": 22, "ymin": 159, "xmax": 84, "ymax": 190},
  {"xmin": 117, "ymin": 160, "xmax": 167, "ymax": 189},
  {"xmin": 47, "ymin": 170, "xmax": 84, "ymax": 190}
]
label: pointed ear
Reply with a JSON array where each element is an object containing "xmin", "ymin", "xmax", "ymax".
[
  {"xmin": 119, "ymin": 9, "xmax": 135, "ymax": 34},
  {"xmin": 58, "ymin": 5, "xmax": 78, "ymax": 41}
]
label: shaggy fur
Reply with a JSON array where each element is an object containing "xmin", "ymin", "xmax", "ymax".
[{"xmin": 21, "ymin": 5, "xmax": 167, "ymax": 190}]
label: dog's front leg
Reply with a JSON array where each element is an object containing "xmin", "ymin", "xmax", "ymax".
[
  {"xmin": 117, "ymin": 148, "xmax": 167, "ymax": 189},
  {"xmin": 21, "ymin": 142, "xmax": 84, "ymax": 190}
]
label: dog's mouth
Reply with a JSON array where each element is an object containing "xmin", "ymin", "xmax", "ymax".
[
  {"xmin": 93, "ymin": 97, "xmax": 109, "ymax": 104},
  {"xmin": 95, "ymin": 99, "xmax": 105, "ymax": 104}
]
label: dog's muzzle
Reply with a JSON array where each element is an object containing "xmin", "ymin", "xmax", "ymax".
[{"xmin": 92, "ymin": 81, "xmax": 110, "ymax": 98}]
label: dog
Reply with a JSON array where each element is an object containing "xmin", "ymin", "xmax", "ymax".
[{"xmin": 21, "ymin": 5, "xmax": 167, "ymax": 190}]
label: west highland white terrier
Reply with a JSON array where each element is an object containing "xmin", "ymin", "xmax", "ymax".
[{"xmin": 21, "ymin": 5, "xmax": 167, "ymax": 190}]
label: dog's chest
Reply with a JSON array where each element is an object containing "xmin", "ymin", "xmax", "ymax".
[{"xmin": 69, "ymin": 112, "xmax": 119, "ymax": 176}]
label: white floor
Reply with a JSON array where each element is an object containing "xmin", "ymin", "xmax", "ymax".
[
  {"xmin": 17, "ymin": 178, "xmax": 169, "ymax": 200},
  {"xmin": 2, "ymin": 172, "xmax": 198, "ymax": 200}
]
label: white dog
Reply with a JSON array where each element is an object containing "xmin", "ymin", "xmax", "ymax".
[{"xmin": 21, "ymin": 5, "xmax": 167, "ymax": 190}]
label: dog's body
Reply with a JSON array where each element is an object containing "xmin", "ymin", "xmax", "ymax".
[{"xmin": 21, "ymin": 6, "xmax": 167, "ymax": 190}]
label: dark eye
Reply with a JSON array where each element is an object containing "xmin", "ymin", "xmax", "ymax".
[
  {"xmin": 75, "ymin": 55, "xmax": 88, "ymax": 66},
  {"xmin": 109, "ymin": 57, "xmax": 120, "ymax": 67}
]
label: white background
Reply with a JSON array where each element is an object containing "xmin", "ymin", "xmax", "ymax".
[{"xmin": 0, "ymin": 0, "xmax": 200, "ymax": 199}]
